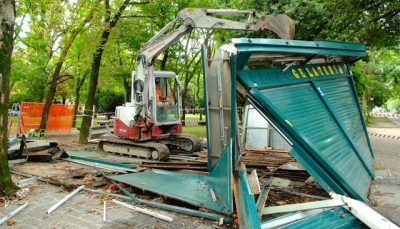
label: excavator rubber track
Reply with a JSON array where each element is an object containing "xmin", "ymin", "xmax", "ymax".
[
  {"xmin": 98, "ymin": 136, "xmax": 170, "ymax": 161},
  {"xmin": 161, "ymin": 134, "xmax": 203, "ymax": 154}
]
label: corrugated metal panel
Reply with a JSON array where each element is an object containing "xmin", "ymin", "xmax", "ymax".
[
  {"xmin": 279, "ymin": 207, "xmax": 365, "ymax": 229},
  {"xmin": 318, "ymin": 79, "xmax": 373, "ymax": 166},
  {"xmin": 255, "ymin": 84, "xmax": 371, "ymax": 200},
  {"xmin": 236, "ymin": 62, "xmax": 373, "ymax": 201}
]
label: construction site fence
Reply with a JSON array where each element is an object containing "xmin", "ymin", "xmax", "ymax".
[
  {"xmin": 10, "ymin": 105, "xmax": 244, "ymax": 134},
  {"xmin": 18, "ymin": 102, "xmax": 74, "ymax": 133},
  {"xmin": 77, "ymin": 107, "xmax": 245, "ymax": 115}
]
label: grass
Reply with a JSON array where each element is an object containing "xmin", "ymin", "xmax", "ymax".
[
  {"xmin": 184, "ymin": 113, "xmax": 206, "ymax": 120},
  {"xmin": 182, "ymin": 113, "xmax": 206, "ymax": 138},
  {"xmin": 7, "ymin": 116, "xmax": 19, "ymax": 133},
  {"xmin": 365, "ymin": 116, "xmax": 376, "ymax": 124},
  {"xmin": 182, "ymin": 125, "xmax": 206, "ymax": 138}
]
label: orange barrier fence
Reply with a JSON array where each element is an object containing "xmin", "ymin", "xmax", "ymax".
[
  {"xmin": 19, "ymin": 102, "xmax": 74, "ymax": 133},
  {"xmin": 7, "ymin": 119, "xmax": 12, "ymax": 138}
]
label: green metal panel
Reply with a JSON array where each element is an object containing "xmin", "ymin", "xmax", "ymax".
[
  {"xmin": 238, "ymin": 63, "xmax": 351, "ymax": 90},
  {"xmin": 108, "ymin": 142, "xmax": 233, "ymax": 214},
  {"xmin": 229, "ymin": 38, "xmax": 372, "ymax": 202},
  {"xmin": 70, "ymin": 155, "xmax": 131, "ymax": 168},
  {"xmin": 318, "ymin": 78, "xmax": 374, "ymax": 163},
  {"xmin": 249, "ymin": 84, "xmax": 371, "ymax": 201},
  {"xmin": 201, "ymin": 45, "xmax": 212, "ymax": 171},
  {"xmin": 279, "ymin": 207, "xmax": 366, "ymax": 229},
  {"xmin": 231, "ymin": 39, "xmax": 366, "ymax": 70}
]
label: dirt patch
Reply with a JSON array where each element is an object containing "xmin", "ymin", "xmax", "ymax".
[
  {"xmin": 11, "ymin": 161, "xmax": 103, "ymax": 187},
  {"xmin": 9, "ymin": 129, "xmax": 104, "ymax": 187},
  {"xmin": 41, "ymin": 133, "xmax": 93, "ymax": 151}
]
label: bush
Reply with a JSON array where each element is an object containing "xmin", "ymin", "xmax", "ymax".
[{"xmin": 95, "ymin": 90, "xmax": 124, "ymax": 113}]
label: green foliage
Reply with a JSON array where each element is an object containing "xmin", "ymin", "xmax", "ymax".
[
  {"xmin": 352, "ymin": 48, "xmax": 400, "ymax": 110},
  {"xmin": 8, "ymin": 0, "xmax": 400, "ymax": 119},
  {"xmin": 228, "ymin": 0, "xmax": 400, "ymax": 48},
  {"xmin": 94, "ymin": 90, "xmax": 124, "ymax": 113},
  {"xmin": 386, "ymin": 98, "xmax": 400, "ymax": 112}
]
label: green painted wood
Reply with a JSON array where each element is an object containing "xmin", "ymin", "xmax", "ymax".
[{"xmin": 235, "ymin": 163, "xmax": 261, "ymax": 229}]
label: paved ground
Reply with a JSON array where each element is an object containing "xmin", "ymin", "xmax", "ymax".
[
  {"xmin": 368, "ymin": 117, "xmax": 400, "ymax": 225},
  {"xmin": 0, "ymin": 180, "xmax": 221, "ymax": 228},
  {"xmin": 3, "ymin": 126, "xmax": 225, "ymax": 229},
  {"xmin": 2, "ymin": 117, "xmax": 400, "ymax": 228}
]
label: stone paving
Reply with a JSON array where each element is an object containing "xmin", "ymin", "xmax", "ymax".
[
  {"xmin": 0, "ymin": 179, "xmax": 221, "ymax": 229},
  {"xmin": 3, "ymin": 119, "xmax": 400, "ymax": 228}
]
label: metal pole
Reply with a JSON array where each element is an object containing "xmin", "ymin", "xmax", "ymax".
[
  {"xmin": 103, "ymin": 201, "xmax": 106, "ymax": 222},
  {"xmin": 111, "ymin": 199, "xmax": 173, "ymax": 222},
  {"xmin": 46, "ymin": 185, "xmax": 85, "ymax": 214},
  {"xmin": 16, "ymin": 177, "xmax": 36, "ymax": 187},
  {"xmin": 0, "ymin": 203, "xmax": 29, "ymax": 225}
]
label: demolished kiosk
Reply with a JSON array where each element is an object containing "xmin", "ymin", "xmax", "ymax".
[{"xmin": 104, "ymin": 38, "xmax": 400, "ymax": 228}]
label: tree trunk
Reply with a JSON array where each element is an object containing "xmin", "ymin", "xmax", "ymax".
[
  {"xmin": 362, "ymin": 90, "xmax": 370, "ymax": 123},
  {"xmin": 79, "ymin": 0, "xmax": 131, "ymax": 143},
  {"xmin": 181, "ymin": 56, "xmax": 201, "ymax": 125},
  {"xmin": 117, "ymin": 42, "xmax": 130, "ymax": 103},
  {"xmin": 123, "ymin": 76, "xmax": 130, "ymax": 103},
  {"xmin": 72, "ymin": 75, "xmax": 86, "ymax": 128},
  {"xmin": 0, "ymin": 0, "xmax": 18, "ymax": 196},
  {"xmin": 40, "ymin": 61, "xmax": 64, "ymax": 129}
]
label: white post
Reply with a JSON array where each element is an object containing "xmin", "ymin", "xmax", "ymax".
[
  {"xmin": 46, "ymin": 185, "xmax": 85, "ymax": 214},
  {"xmin": 111, "ymin": 199, "xmax": 173, "ymax": 222},
  {"xmin": 103, "ymin": 201, "xmax": 106, "ymax": 222},
  {"xmin": 0, "ymin": 203, "xmax": 29, "ymax": 225},
  {"xmin": 16, "ymin": 177, "xmax": 36, "ymax": 187}
]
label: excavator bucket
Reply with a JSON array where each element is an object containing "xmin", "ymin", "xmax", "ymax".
[{"xmin": 258, "ymin": 14, "xmax": 295, "ymax": 40}]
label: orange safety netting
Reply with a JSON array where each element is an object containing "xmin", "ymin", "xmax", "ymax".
[{"xmin": 19, "ymin": 102, "xmax": 74, "ymax": 133}]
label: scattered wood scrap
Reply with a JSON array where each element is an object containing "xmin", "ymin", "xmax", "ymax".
[
  {"xmin": 241, "ymin": 148, "xmax": 293, "ymax": 170},
  {"xmin": 7, "ymin": 136, "xmax": 65, "ymax": 161},
  {"xmin": 140, "ymin": 161, "xmax": 207, "ymax": 171}
]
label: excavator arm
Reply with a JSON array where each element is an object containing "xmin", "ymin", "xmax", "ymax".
[
  {"xmin": 133, "ymin": 8, "xmax": 295, "ymax": 120},
  {"xmin": 104, "ymin": 8, "xmax": 295, "ymax": 161}
]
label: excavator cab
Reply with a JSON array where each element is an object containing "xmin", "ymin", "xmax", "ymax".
[{"xmin": 152, "ymin": 71, "xmax": 181, "ymax": 125}]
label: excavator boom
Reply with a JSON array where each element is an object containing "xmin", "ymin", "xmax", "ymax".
[{"xmin": 103, "ymin": 8, "xmax": 295, "ymax": 161}]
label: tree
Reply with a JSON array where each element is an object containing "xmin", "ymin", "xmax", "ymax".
[
  {"xmin": 0, "ymin": 0, "xmax": 18, "ymax": 196},
  {"xmin": 353, "ymin": 49, "xmax": 400, "ymax": 113},
  {"xmin": 79, "ymin": 0, "xmax": 148, "ymax": 143},
  {"xmin": 39, "ymin": 0, "xmax": 100, "ymax": 130},
  {"xmin": 6, "ymin": 0, "xmax": 400, "ymax": 129},
  {"xmin": 178, "ymin": 31, "xmax": 204, "ymax": 124}
]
